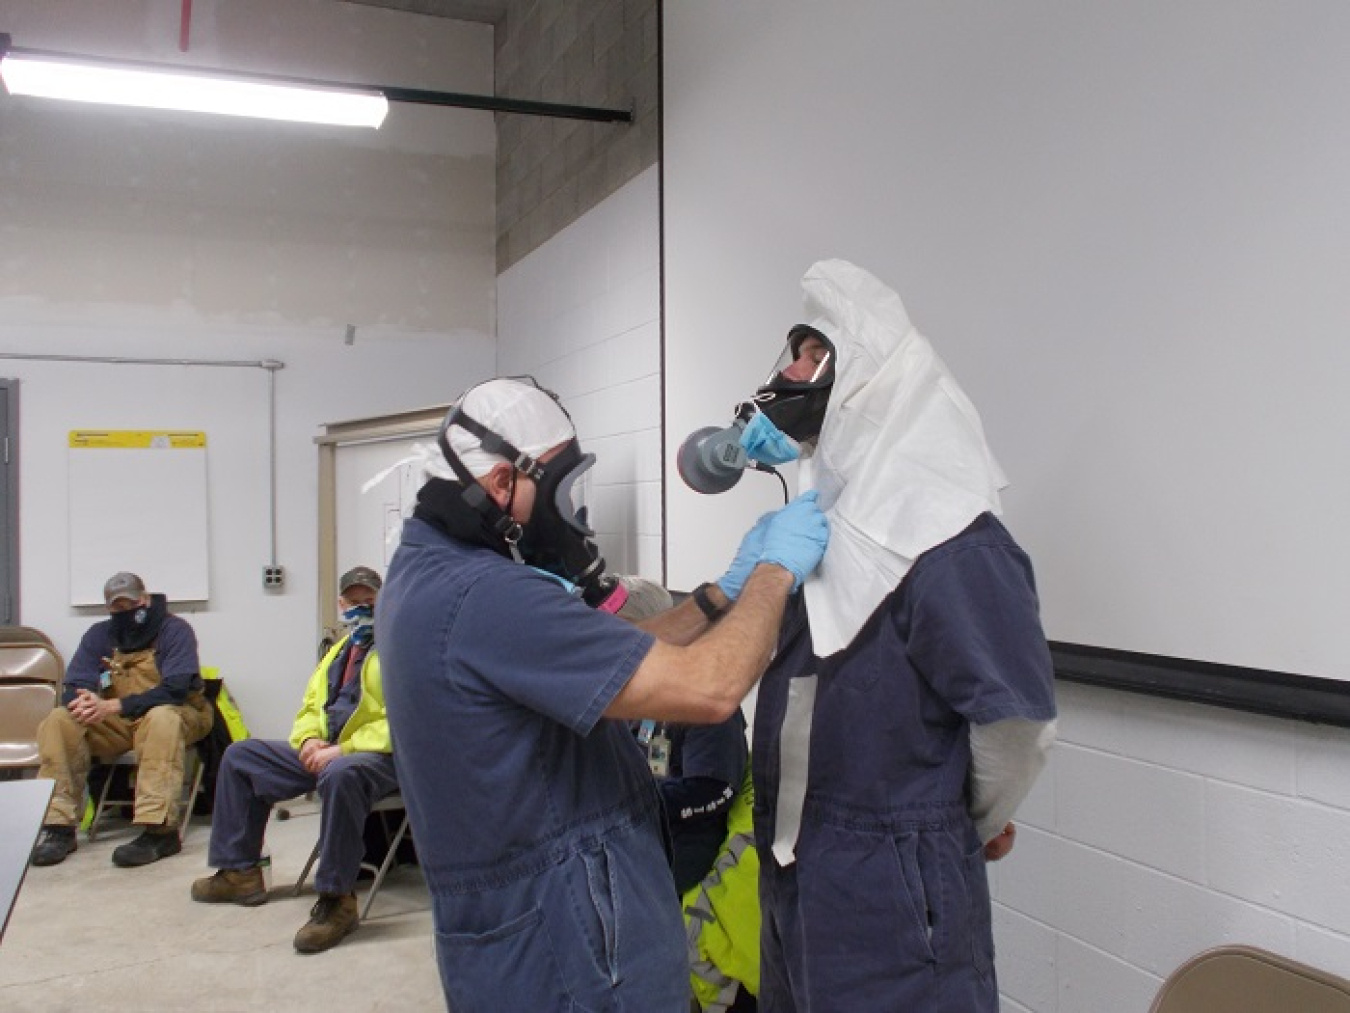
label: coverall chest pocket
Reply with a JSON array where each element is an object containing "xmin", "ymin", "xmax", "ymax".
[{"xmin": 828, "ymin": 651, "xmax": 884, "ymax": 695}]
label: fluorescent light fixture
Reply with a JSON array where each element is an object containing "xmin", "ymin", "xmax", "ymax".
[
  {"xmin": 0, "ymin": 33, "xmax": 633, "ymax": 127},
  {"xmin": 0, "ymin": 47, "xmax": 388, "ymax": 128}
]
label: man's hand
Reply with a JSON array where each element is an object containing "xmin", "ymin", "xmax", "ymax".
[
  {"xmin": 984, "ymin": 822, "xmax": 1016, "ymax": 862},
  {"xmin": 716, "ymin": 512, "xmax": 773, "ymax": 601},
  {"xmin": 301, "ymin": 743, "xmax": 343, "ymax": 775},
  {"xmin": 68, "ymin": 688, "xmax": 121, "ymax": 726},
  {"xmin": 758, "ymin": 490, "xmax": 830, "ymax": 591}
]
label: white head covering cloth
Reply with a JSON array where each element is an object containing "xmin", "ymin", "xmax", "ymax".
[
  {"xmin": 448, "ymin": 377, "xmax": 576, "ymax": 478},
  {"xmin": 799, "ymin": 259, "xmax": 1009, "ymax": 657},
  {"xmin": 360, "ymin": 377, "xmax": 577, "ymax": 529}
]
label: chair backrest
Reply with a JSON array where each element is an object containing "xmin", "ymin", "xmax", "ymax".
[
  {"xmin": 1150, "ymin": 945, "xmax": 1350, "ymax": 1013},
  {"xmin": 0, "ymin": 626, "xmax": 55, "ymax": 649},
  {"xmin": 0, "ymin": 627, "xmax": 63, "ymax": 690},
  {"xmin": 0, "ymin": 682, "xmax": 58, "ymax": 768}
]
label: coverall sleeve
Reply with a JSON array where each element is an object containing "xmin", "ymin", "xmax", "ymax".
[
  {"xmin": 905, "ymin": 540, "xmax": 1057, "ymax": 727},
  {"xmin": 660, "ymin": 716, "xmax": 748, "ymax": 826},
  {"xmin": 120, "ymin": 618, "xmax": 201, "ymax": 718},
  {"xmin": 905, "ymin": 537, "xmax": 1058, "ymax": 841},
  {"xmin": 61, "ymin": 623, "xmax": 108, "ymax": 705},
  {"xmin": 456, "ymin": 569, "xmax": 654, "ymax": 737}
]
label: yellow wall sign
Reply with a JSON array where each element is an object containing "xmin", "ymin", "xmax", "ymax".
[{"xmin": 68, "ymin": 430, "xmax": 207, "ymax": 449}]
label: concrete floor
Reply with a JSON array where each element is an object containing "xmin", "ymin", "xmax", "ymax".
[{"xmin": 0, "ymin": 799, "xmax": 444, "ymax": 1013}]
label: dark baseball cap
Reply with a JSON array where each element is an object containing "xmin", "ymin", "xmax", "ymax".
[
  {"xmin": 103, "ymin": 571, "xmax": 146, "ymax": 605},
  {"xmin": 338, "ymin": 565, "xmax": 383, "ymax": 595}
]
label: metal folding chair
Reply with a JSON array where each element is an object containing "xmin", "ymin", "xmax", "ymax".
[
  {"xmin": 292, "ymin": 792, "xmax": 411, "ymax": 920},
  {"xmin": 0, "ymin": 627, "xmax": 64, "ymax": 778},
  {"xmin": 86, "ymin": 745, "xmax": 205, "ymax": 841},
  {"xmin": 1150, "ymin": 945, "xmax": 1350, "ymax": 1013}
]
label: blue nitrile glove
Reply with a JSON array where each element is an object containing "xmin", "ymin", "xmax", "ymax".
[
  {"xmin": 739, "ymin": 410, "xmax": 801, "ymax": 465},
  {"xmin": 758, "ymin": 490, "xmax": 830, "ymax": 592},
  {"xmin": 716, "ymin": 511, "xmax": 773, "ymax": 601}
]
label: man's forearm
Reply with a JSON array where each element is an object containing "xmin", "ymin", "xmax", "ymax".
[
  {"xmin": 608, "ymin": 564, "xmax": 793, "ymax": 723},
  {"xmin": 682, "ymin": 564, "xmax": 793, "ymax": 710},
  {"xmin": 635, "ymin": 584, "xmax": 731, "ymax": 645}
]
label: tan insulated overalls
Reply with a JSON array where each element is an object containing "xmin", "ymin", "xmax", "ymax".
[{"xmin": 37, "ymin": 647, "xmax": 214, "ymax": 827}]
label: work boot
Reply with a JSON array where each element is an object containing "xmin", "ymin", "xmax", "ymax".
[
  {"xmin": 30, "ymin": 826, "xmax": 78, "ymax": 867},
  {"xmin": 111, "ymin": 827, "xmax": 182, "ymax": 867},
  {"xmin": 191, "ymin": 867, "xmax": 269, "ymax": 907},
  {"xmin": 293, "ymin": 893, "xmax": 359, "ymax": 954}
]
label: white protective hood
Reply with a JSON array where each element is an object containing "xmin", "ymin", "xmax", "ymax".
[{"xmin": 799, "ymin": 259, "xmax": 1009, "ymax": 657}]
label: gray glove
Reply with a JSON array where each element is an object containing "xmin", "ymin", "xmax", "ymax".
[{"xmin": 758, "ymin": 490, "xmax": 830, "ymax": 592}]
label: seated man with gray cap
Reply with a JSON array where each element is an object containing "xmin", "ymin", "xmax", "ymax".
[
  {"xmin": 191, "ymin": 565, "xmax": 399, "ymax": 956},
  {"xmin": 31, "ymin": 571, "xmax": 214, "ymax": 868}
]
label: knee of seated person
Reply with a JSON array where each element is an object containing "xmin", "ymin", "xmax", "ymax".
[
  {"xmin": 139, "ymin": 704, "xmax": 186, "ymax": 733},
  {"xmin": 217, "ymin": 738, "xmax": 252, "ymax": 771},
  {"xmin": 42, "ymin": 707, "xmax": 79, "ymax": 731},
  {"xmin": 314, "ymin": 754, "xmax": 352, "ymax": 789}
]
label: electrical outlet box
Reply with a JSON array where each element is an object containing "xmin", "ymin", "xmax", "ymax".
[{"xmin": 263, "ymin": 565, "xmax": 285, "ymax": 591}]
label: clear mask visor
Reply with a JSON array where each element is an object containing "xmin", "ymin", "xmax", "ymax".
[
  {"xmin": 554, "ymin": 453, "xmax": 597, "ymax": 537},
  {"xmin": 766, "ymin": 332, "xmax": 834, "ymax": 388}
]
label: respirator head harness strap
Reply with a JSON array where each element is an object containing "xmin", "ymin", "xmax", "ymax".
[
  {"xmin": 435, "ymin": 378, "xmax": 620, "ymax": 608},
  {"xmin": 436, "ymin": 402, "xmax": 545, "ymax": 548}
]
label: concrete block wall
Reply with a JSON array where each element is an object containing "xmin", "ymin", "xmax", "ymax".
[
  {"xmin": 494, "ymin": 0, "xmax": 659, "ymax": 272},
  {"xmin": 496, "ymin": 166, "xmax": 662, "ymax": 582},
  {"xmin": 992, "ymin": 681, "xmax": 1350, "ymax": 1012}
]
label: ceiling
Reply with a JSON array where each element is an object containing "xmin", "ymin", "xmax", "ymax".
[{"xmin": 341, "ymin": 0, "xmax": 510, "ymax": 26}]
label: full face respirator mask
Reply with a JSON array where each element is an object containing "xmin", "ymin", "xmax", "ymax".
[
  {"xmin": 436, "ymin": 382, "xmax": 627, "ymax": 612},
  {"xmin": 677, "ymin": 324, "xmax": 836, "ymax": 495}
]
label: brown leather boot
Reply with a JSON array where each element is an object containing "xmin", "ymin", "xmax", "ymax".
[
  {"xmin": 293, "ymin": 893, "xmax": 359, "ymax": 954},
  {"xmin": 191, "ymin": 867, "xmax": 269, "ymax": 906}
]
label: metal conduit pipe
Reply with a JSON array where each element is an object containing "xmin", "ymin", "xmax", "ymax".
[{"xmin": 0, "ymin": 351, "xmax": 286, "ymax": 571}]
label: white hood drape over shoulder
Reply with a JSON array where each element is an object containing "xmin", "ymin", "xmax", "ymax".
[{"xmin": 799, "ymin": 259, "xmax": 1008, "ymax": 657}]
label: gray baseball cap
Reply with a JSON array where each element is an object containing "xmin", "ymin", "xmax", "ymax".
[
  {"xmin": 103, "ymin": 571, "xmax": 146, "ymax": 606},
  {"xmin": 339, "ymin": 565, "xmax": 383, "ymax": 595}
]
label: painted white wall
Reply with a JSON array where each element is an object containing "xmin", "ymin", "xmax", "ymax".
[
  {"xmin": 662, "ymin": 3, "xmax": 1350, "ymax": 1007},
  {"xmin": 496, "ymin": 167, "xmax": 663, "ymax": 582},
  {"xmin": 662, "ymin": 1, "xmax": 1350, "ymax": 682},
  {"xmin": 992, "ymin": 683, "xmax": 1350, "ymax": 1012},
  {"xmin": 5, "ymin": 327, "xmax": 495, "ymax": 737},
  {"xmin": 0, "ymin": 0, "xmax": 498, "ymax": 737}
]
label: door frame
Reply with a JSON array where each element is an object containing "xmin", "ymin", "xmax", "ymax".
[
  {"xmin": 314, "ymin": 404, "xmax": 448, "ymax": 645},
  {"xmin": 0, "ymin": 379, "xmax": 18, "ymax": 625}
]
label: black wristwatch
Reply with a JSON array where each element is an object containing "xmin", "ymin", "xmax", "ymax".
[{"xmin": 691, "ymin": 582, "xmax": 726, "ymax": 622}]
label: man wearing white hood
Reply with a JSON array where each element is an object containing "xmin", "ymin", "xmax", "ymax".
[{"xmin": 743, "ymin": 260, "xmax": 1057, "ymax": 1011}]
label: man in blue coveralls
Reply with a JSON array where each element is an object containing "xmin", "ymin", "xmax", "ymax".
[
  {"xmin": 743, "ymin": 260, "xmax": 1059, "ymax": 1012},
  {"xmin": 377, "ymin": 377, "xmax": 830, "ymax": 1013}
]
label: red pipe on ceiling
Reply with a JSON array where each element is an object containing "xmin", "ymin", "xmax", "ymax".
[{"xmin": 179, "ymin": 0, "xmax": 192, "ymax": 52}]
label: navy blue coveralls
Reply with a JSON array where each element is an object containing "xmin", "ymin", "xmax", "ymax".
[
  {"xmin": 207, "ymin": 639, "xmax": 398, "ymax": 895},
  {"xmin": 377, "ymin": 518, "xmax": 690, "ymax": 1013},
  {"xmin": 753, "ymin": 514, "xmax": 1057, "ymax": 1012}
]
